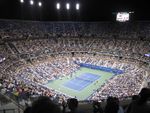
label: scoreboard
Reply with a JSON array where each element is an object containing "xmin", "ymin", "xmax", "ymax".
[{"xmin": 116, "ymin": 12, "xmax": 130, "ymax": 22}]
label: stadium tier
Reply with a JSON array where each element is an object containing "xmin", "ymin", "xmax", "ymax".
[{"xmin": 0, "ymin": 20, "xmax": 150, "ymax": 105}]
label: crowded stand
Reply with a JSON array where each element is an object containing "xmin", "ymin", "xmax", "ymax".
[
  {"xmin": 0, "ymin": 20, "xmax": 150, "ymax": 106},
  {"xmin": 1, "ymin": 20, "xmax": 150, "ymax": 40},
  {"xmin": 0, "ymin": 53, "xmax": 148, "ymax": 102},
  {"xmin": 11, "ymin": 38, "xmax": 150, "ymax": 62}
]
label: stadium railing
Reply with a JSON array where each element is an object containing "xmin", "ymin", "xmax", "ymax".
[
  {"xmin": 0, "ymin": 109, "xmax": 16, "ymax": 113},
  {"xmin": 0, "ymin": 91, "xmax": 24, "ymax": 113}
]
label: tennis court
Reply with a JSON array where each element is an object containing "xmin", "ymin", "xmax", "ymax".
[
  {"xmin": 45, "ymin": 67, "xmax": 114, "ymax": 100},
  {"xmin": 63, "ymin": 73, "xmax": 100, "ymax": 91}
]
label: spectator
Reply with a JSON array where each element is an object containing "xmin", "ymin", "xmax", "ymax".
[
  {"xmin": 24, "ymin": 106, "xmax": 32, "ymax": 113},
  {"xmin": 126, "ymin": 88, "xmax": 150, "ymax": 113},
  {"xmin": 93, "ymin": 101, "xmax": 103, "ymax": 113},
  {"xmin": 31, "ymin": 96, "xmax": 61, "ymax": 113},
  {"xmin": 104, "ymin": 97, "xmax": 124, "ymax": 113},
  {"xmin": 125, "ymin": 95, "xmax": 139, "ymax": 113},
  {"xmin": 64, "ymin": 98, "xmax": 84, "ymax": 113}
]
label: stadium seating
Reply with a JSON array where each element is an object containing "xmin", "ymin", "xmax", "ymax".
[{"xmin": 0, "ymin": 20, "xmax": 150, "ymax": 105}]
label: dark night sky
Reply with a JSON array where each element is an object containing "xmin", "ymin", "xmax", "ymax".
[{"xmin": 0, "ymin": 0, "xmax": 149, "ymax": 21}]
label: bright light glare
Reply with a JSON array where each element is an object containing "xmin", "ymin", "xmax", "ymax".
[
  {"xmin": 76, "ymin": 3, "xmax": 80, "ymax": 10},
  {"xmin": 56, "ymin": 3, "xmax": 60, "ymax": 10},
  {"xmin": 20, "ymin": 0, "xmax": 24, "ymax": 3},
  {"xmin": 66, "ymin": 3, "xmax": 70, "ymax": 10},
  {"xmin": 30, "ymin": 0, "xmax": 34, "ymax": 5},
  {"xmin": 38, "ymin": 2, "xmax": 42, "ymax": 7},
  {"xmin": 116, "ymin": 12, "xmax": 129, "ymax": 22}
]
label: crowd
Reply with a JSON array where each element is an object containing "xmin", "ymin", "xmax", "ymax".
[
  {"xmin": 15, "ymin": 55, "xmax": 79, "ymax": 85},
  {"xmin": 91, "ymin": 69, "xmax": 145, "ymax": 101},
  {"xmin": 10, "ymin": 38, "xmax": 150, "ymax": 63},
  {"xmin": 0, "ymin": 52, "xmax": 148, "ymax": 103},
  {"xmin": 23, "ymin": 88, "xmax": 150, "ymax": 113},
  {"xmin": 0, "ymin": 20, "xmax": 150, "ymax": 106},
  {"xmin": 1, "ymin": 20, "xmax": 150, "ymax": 40}
]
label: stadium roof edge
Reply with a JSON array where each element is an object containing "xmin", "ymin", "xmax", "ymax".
[
  {"xmin": 0, "ymin": 18, "xmax": 114, "ymax": 23},
  {"xmin": 1, "ymin": 18, "xmax": 150, "ymax": 23}
]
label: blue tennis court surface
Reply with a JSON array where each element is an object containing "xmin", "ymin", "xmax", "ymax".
[{"xmin": 63, "ymin": 73, "xmax": 100, "ymax": 91}]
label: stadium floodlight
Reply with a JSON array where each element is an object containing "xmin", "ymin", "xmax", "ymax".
[
  {"xmin": 56, "ymin": 3, "xmax": 60, "ymax": 10},
  {"xmin": 38, "ymin": 1, "xmax": 42, "ymax": 7},
  {"xmin": 66, "ymin": 3, "xmax": 70, "ymax": 10},
  {"xmin": 30, "ymin": 0, "xmax": 34, "ymax": 5},
  {"xmin": 20, "ymin": 0, "xmax": 24, "ymax": 3},
  {"xmin": 76, "ymin": 3, "xmax": 80, "ymax": 10}
]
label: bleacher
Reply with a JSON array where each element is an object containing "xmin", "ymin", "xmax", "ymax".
[{"xmin": 0, "ymin": 20, "xmax": 150, "ymax": 112}]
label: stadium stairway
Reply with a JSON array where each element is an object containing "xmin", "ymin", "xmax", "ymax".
[{"xmin": 6, "ymin": 42, "xmax": 20, "ymax": 54}]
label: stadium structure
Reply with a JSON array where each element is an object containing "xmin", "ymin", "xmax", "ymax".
[
  {"xmin": 0, "ymin": 19, "xmax": 150, "ymax": 108},
  {"xmin": 0, "ymin": 0, "xmax": 150, "ymax": 113}
]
